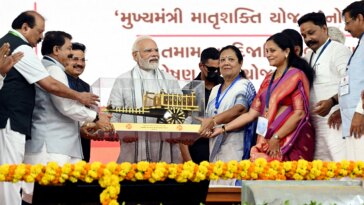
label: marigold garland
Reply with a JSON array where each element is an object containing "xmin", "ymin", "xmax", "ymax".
[{"xmin": 1, "ymin": 159, "xmax": 364, "ymax": 205}]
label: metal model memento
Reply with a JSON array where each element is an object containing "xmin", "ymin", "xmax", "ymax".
[{"xmin": 105, "ymin": 90, "xmax": 199, "ymax": 124}]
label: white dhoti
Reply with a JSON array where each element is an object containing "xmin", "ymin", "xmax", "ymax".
[
  {"xmin": 0, "ymin": 119, "xmax": 25, "ymax": 205},
  {"xmin": 312, "ymin": 113, "xmax": 346, "ymax": 161},
  {"xmin": 345, "ymin": 136, "xmax": 364, "ymax": 161}
]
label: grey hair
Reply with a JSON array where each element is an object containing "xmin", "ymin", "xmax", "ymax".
[
  {"xmin": 328, "ymin": 26, "xmax": 346, "ymax": 44},
  {"xmin": 131, "ymin": 35, "xmax": 154, "ymax": 52}
]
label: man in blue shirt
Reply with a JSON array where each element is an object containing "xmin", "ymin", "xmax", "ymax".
[{"xmin": 339, "ymin": 1, "xmax": 364, "ymax": 160}]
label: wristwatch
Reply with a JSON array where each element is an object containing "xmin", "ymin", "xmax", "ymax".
[{"xmin": 273, "ymin": 134, "xmax": 279, "ymax": 139}]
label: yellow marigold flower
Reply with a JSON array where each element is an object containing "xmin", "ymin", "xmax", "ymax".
[
  {"xmin": 340, "ymin": 160, "xmax": 350, "ymax": 168},
  {"xmin": 106, "ymin": 162, "xmax": 118, "ymax": 173},
  {"xmin": 200, "ymin": 161, "xmax": 210, "ymax": 167},
  {"xmin": 254, "ymin": 158, "xmax": 268, "ymax": 167},
  {"xmin": 7, "ymin": 159, "xmax": 364, "ymax": 205},
  {"xmin": 119, "ymin": 162, "xmax": 132, "ymax": 176},
  {"xmin": 90, "ymin": 161, "xmax": 102, "ymax": 173},
  {"xmin": 227, "ymin": 160, "xmax": 238, "ymax": 173},
  {"xmin": 293, "ymin": 173, "xmax": 303, "ymax": 180},
  {"xmin": 135, "ymin": 172, "xmax": 144, "ymax": 180},
  {"xmin": 137, "ymin": 161, "xmax": 149, "ymax": 172},
  {"xmin": 250, "ymin": 172, "xmax": 258, "ymax": 179},
  {"xmin": 327, "ymin": 162, "xmax": 337, "ymax": 171},
  {"xmin": 13, "ymin": 163, "xmax": 26, "ymax": 182},
  {"xmin": 270, "ymin": 160, "xmax": 280, "ymax": 169},
  {"xmin": 283, "ymin": 161, "xmax": 292, "ymax": 171},
  {"xmin": 239, "ymin": 160, "xmax": 251, "ymax": 170},
  {"xmin": 0, "ymin": 164, "xmax": 10, "ymax": 181}
]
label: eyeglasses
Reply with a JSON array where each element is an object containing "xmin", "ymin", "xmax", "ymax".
[
  {"xmin": 344, "ymin": 18, "xmax": 354, "ymax": 25},
  {"xmin": 72, "ymin": 57, "xmax": 87, "ymax": 62}
]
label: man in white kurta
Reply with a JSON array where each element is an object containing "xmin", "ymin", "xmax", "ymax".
[
  {"xmin": 340, "ymin": 2, "xmax": 364, "ymax": 161},
  {"xmin": 299, "ymin": 12, "xmax": 351, "ymax": 161},
  {"xmin": 22, "ymin": 31, "xmax": 111, "ymax": 204},
  {"xmin": 108, "ymin": 36, "xmax": 182, "ymax": 163}
]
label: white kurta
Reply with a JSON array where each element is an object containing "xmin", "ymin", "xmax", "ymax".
[
  {"xmin": 340, "ymin": 37, "xmax": 364, "ymax": 161},
  {"xmin": 108, "ymin": 66, "xmax": 182, "ymax": 163},
  {"xmin": 304, "ymin": 39, "xmax": 351, "ymax": 161}
]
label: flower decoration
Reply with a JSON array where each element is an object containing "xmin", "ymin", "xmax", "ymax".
[{"xmin": 1, "ymin": 159, "xmax": 364, "ymax": 205}]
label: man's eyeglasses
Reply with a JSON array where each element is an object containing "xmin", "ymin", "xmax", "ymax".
[
  {"xmin": 344, "ymin": 18, "xmax": 354, "ymax": 25},
  {"xmin": 72, "ymin": 57, "xmax": 87, "ymax": 62}
]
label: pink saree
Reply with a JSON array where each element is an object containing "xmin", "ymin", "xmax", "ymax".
[{"xmin": 250, "ymin": 68, "xmax": 315, "ymax": 162}]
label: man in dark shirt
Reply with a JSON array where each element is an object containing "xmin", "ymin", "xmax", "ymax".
[
  {"xmin": 185, "ymin": 47, "xmax": 222, "ymax": 164},
  {"xmin": 65, "ymin": 42, "xmax": 92, "ymax": 162}
]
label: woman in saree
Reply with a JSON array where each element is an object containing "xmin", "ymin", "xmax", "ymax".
[
  {"xmin": 212, "ymin": 33, "xmax": 315, "ymax": 162},
  {"xmin": 198, "ymin": 45, "xmax": 257, "ymax": 185}
]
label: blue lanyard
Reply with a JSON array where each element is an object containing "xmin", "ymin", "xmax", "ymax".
[
  {"xmin": 265, "ymin": 65, "xmax": 289, "ymax": 110},
  {"xmin": 43, "ymin": 56, "xmax": 56, "ymax": 64},
  {"xmin": 347, "ymin": 33, "xmax": 364, "ymax": 68},
  {"xmin": 309, "ymin": 39, "xmax": 331, "ymax": 68},
  {"xmin": 214, "ymin": 75, "xmax": 240, "ymax": 113}
]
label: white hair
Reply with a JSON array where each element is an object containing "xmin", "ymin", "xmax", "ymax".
[
  {"xmin": 131, "ymin": 35, "xmax": 154, "ymax": 52},
  {"xmin": 328, "ymin": 26, "xmax": 346, "ymax": 44}
]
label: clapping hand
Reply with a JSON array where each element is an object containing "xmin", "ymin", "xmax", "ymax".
[{"xmin": 0, "ymin": 43, "xmax": 23, "ymax": 75}]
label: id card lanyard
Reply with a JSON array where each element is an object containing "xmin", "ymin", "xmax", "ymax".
[
  {"xmin": 256, "ymin": 66, "xmax": 289, "ymax": 137},
  {"xmin": 309, "ymin": 39, "xmax": 331, "ymax": 70},
  {"xmin": 340, "ymin": 33, "xmax": 364, "ymax": 96},
  {"xmin": 214, "ymin": 75, "xmax": 240, "ymax": 114},
  {"xmin": 346, "ymin": 33, "xmax": 364, "ymax": 69},
  {"xmin": 265, "ymin": 65, "xmax": 289, "ymax": 115}
]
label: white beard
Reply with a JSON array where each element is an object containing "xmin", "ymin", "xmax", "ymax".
[{"xmin": 138, "ymin": 58, "xmax": 159, "ymax": 70}]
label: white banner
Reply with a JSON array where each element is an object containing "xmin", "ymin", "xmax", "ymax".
[{"xmin": 0, "ymin": 0, "xmax": 356, "ymax": 89}]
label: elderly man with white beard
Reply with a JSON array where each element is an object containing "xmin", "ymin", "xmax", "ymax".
[{"xmin": 108, "ymin": 36, "xmax": 183, "ymax": 163}]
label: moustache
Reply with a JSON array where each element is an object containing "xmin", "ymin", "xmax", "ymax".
[
  {"xmin": 37, "ymin": 38, "xmax": 42, "ymax": 44},
  {"xmin": 149, "ymin": 57, "xmax": 159, "ymax": 62},
  {"xmin": 306, "ymin": 40, "xmax": 318, "ymax": 47},
  {"xmin": 73, "ymin": 64, "xmax": 84, "ymax": 69}
]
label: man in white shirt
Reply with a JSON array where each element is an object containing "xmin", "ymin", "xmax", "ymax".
[{"xmin": 298, "ymin": 12, "xmax": 351, "ymax": 161}]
